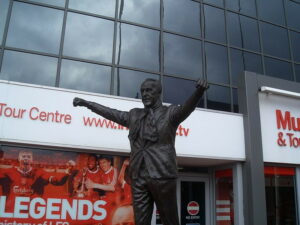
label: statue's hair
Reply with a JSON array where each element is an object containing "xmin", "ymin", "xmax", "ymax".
[{"xmin": 141, "ymin": 78, "xmax": 162, "ymax": 94}]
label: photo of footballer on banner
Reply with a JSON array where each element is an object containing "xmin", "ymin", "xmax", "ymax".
[{"xmin": 0, "ymin": 146, "xmax": 134, "ymax": 225}]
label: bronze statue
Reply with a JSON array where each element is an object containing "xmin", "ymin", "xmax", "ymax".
[{"xmin": 73, "ymin": 79, "xmax": 209, "ymax": 225}]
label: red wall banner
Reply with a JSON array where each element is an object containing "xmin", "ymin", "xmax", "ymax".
[{"xmin": 0, "ymin": 146, "xmax": 134, "ymax": 225}]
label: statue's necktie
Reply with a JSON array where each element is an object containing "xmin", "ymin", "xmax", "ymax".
[{"xmin": 143, "ymin": 108, "xmax": 158, "ymax": 142}]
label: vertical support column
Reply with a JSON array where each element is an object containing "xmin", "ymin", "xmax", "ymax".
[
  {"xmin": 296, "ymin": 168, "xmax": 300, "ymax": 224},
  {"xmin": 233, "ymin": 163, "xmax": 245, "ymax": 225},
  {"xmin": 238, "ymin": 71, "xmax": 267, "ymax": 225}
]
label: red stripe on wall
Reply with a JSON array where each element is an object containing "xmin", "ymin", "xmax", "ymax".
[
  {"xmin": 264, "ymin": 166, "xmax": 295, "ymax": 176},
  {"xmin": 215, "ymin": 169, "xmax": 233, "ymax": 178}
]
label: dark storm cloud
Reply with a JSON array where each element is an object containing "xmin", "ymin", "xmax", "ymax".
[
  {"xmin": 115, "ymin": 23, "xmax": 160, "ymax": 72},
  {"xmin": 204, "ymin": 43, "xmax": 229, "ymax": 85},
  {"xmin": 203, "ymin": 5, "xmax": 226, "ymax": 44},
  {"xmin": 119, "ymin": 0, "xmax": 160, "ymax": 27},
  {"xmin": 59, "ymin": 59, "xmax": 111, "ymax": 94},
  {"xmin": 116, "ymin": 69, "xmax": 159, "ymax": 99},
  {"xmin": 260, "ymin": 22, "xmax": 290, "ymax": 59},
  {"xmin": 257, "ymin": 0, "xmax": 285, "ymax": 25},
  {"xmin": 63, "ymin": 12, "xmax": 114, "ymax": 63},
  {"xmin": 227, "ymin": 13, "xmax": 260, "ymax": 52},
  {"xmin": 163, "ymin": 77, "xmax": 199, "ymax": 106},
  {"xmin": 69, "ymin": 0, "xmax": 115, "ymax": 18},
  {"xmin": 164, "ymin": 33, "xmax": 202, "ymax": 79},
  {"xmin": 1, "ymin": 50, "xmax": 57, "ymax": 86},
  {"xmin": 225, "ymin": 0, "xmax": 256, "ymax": 16},
  {"xmin": 6, "ymin": 2, "xmax": 64, "ymax": 54},
  {"xmin": 29, "ymin": 0, "xmax": 65, "ymax": 7},
  {"xmin": 163, "ymin": 0, "xmax": 201, "ymax": 37}
]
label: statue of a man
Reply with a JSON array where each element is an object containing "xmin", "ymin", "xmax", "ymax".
[{"xmin": 73, "ymin": 79, "xmax": 209, "ymax": 225}]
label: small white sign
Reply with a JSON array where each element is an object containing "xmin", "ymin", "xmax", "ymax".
[{"xmin": 259, "ymin": 91, "xmax": 300, "ymax": 164}]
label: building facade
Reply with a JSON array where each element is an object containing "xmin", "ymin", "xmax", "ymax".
[{"xmin": 0, "ymin": 0, "xmax": 300, "ymax": 225}]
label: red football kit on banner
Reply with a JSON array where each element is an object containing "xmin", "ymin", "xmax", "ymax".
[
  {"xmin": 0, "ymin": 166, "xmax": 62, "ymax": 211},
  {"xmin": 99, "ymin": 167, "xmax": 117, "ymax": 201},
  {"xmin": 120, "ymin": 181, "xmax": 132, "ymax": 206},
  {"xmin": 74, "ymin": 167, "xmax": 102, "ymax": 200},
  {"xmin": 99, "ymin": 166, "xmax": 117, "ymax": 224}
]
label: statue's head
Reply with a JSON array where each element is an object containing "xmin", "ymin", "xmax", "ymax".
[{"xmin": 140, "ymin": 79, "xmax": 162, "ymax": 108}]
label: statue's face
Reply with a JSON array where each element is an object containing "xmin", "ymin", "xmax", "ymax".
[{"xmin": 141, "ymin": 81, "xmax": 161, "ymax": 108}]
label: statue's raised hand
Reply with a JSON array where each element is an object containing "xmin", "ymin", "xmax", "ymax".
[
  {"xmin": 73, "ymin": 97, "xmax": 87, "ymax": 107},
  {"xmin": 196, "ymin": 79, "xmax": 209, "ymax": 92}
]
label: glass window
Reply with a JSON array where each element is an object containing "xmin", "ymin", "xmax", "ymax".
[
  {"xmin": 163, "ymin": 76, "xmax": 204, "ymax": 107},
  {"xmin": 204, "ymin": 6, "xmax": 226, "ymax": 44},
  {"xmin": 204, "ymin": 43, "xmax": 229, "ymax": 84},
  {"xmin": 264, "ymin": 166, "xmax": 297, "ymax": 225},
  {"xmin": 118, "ymin": 0, "xmax": 160, "ymax": 28},
  {"xmin": 227, "ymin": 12, "xmax": 260, "ymax": 52},
  {"xmin": 207, "ymin": 84, "xmax": 231, "ymax": 112},
  {"xmin": 69, "ymin": 0, "xmax": 116, "ymax": 18},
  {"xmin": 0, "ymin": 50, "xmax": 57, "ymax": 86},
  {"xmin": 114, "ymin": 68, "xmax": 159, "ymax": 98},
  {"xmin": 261, "ymin": 23, "xmax": 290, "ymax": 59},
  {"xmin": 285, "ymin": 0, "xmax": 300, "ymax": 31},
  {"xmin": 296, "ymin": 64, "xmax": 300, "ymax": 82},
  {"xmin": 0, "ymin": 0, "xmax": 9, "ymax": 44},
  {"xmin": 232, "ymin": 88, "xmax": 239, "ymax": 113},
  {"xmin": 257, "ymin": 0, "xmax": 285, "ymax": 25},
  {"xmin": 6, "ymin": 2, "xmax": 64, "ymax": 54},
  {"xmin": 59, "ymin": 59, "xmax": 111, "ymax": 94},
  {"xmin": 290, "ymin": 31, "xmax": 300, "ymax": 63},
  {"xmin": 115, "ymin": 23, "xmax": 160, "ymax": 72},
  {"xmin": 164, "ymin": 0, "xmax": 201, "ymax": 37},
  {"xmin": 230, "ymin": 49, "xmax": 263, "ymax": 86},
  {"xmin": 225, "ymin": 0, "xmax": 256, "ymax": 17},
  {"xmin": 264, "ymin": 57, "xmax": 293, "ymax": 81},
  {"xmin": 29, "ymin": 0, "xmax": 65, "ymax": 7},
  {"xmin": 203, "ymin": 0, "xmax": 224, "ymax": 8},
  {"xmin": 63, "ymin": 13, "xmax": 114, "ymax": 63},
  {"xmin": 215, "ymin": 169, "xmax": 234, "ymax": 225},
  {"xmin": 164, "ymin": 33, "xmax": 203, "ymax": 79}
]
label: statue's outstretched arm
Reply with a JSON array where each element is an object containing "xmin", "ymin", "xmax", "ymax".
[
  {"xmin": 73, "ymin": 97, "xmax": 129, "ymax": 127},
  {"xmin": 171, "ymin": 79, "xmax": 209, "ymax": 124}
]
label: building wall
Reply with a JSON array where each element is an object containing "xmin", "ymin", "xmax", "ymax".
[
  {"xmin": 1, "ymin": 0, "xmax": 300, "ymax": 114},
  {"xmin": 1, "ymin": 1, "xmax": 300, "ymax": 225}
]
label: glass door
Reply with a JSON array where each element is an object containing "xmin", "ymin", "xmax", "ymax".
[
  {"xmin": 154, "ymin": 177, "xmax": 210, "ymax": 225},
  {"xmin": 179, "ymin": 177, "xmax": 210, "ymax": 225}
]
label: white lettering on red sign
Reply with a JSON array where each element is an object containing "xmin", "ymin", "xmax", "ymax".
[{"xmin": 0, "ymin": 196, "xmax": 107, "ymax": 220}]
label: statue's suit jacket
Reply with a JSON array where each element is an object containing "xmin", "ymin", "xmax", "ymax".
[{"xmin": 86, "ymin": 92, "xmax": 201, "ymax": 180}]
